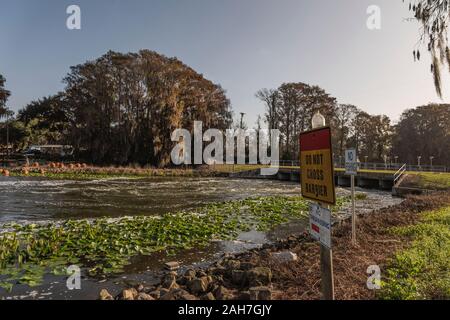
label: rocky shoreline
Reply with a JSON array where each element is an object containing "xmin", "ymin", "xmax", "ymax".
[{"xmin": 99, "ymin": 232, "xmax": 309, "ymax": 300}]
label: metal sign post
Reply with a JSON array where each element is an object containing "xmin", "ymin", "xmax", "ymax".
[
  {"xmin": 345, "ymin": 149, "xmax": 357, "ymax": 245},
  {"xmin": 300, "ymin": 123, "xmax": 336, "ymax": 300}
]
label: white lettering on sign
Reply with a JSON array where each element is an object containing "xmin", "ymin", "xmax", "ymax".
[
  {"xmin": 345, "ymin": 149, "xmax": 358, "ymax": 175},
  {"xmin": 309, "ymin": 203, "xmax": 332, "ymax": 249}
]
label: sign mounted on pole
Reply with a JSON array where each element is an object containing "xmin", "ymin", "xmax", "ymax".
[
  {"xmin": 309, "ymin": 203, "xmax": 332, "ymax": 249},
  {"xmin": 345, "ymin": 149, "xmax": 358, "ymax": 175},
  {"xmin": 299, "ymin": 127, "xmax": 336, "ymax": 205}
]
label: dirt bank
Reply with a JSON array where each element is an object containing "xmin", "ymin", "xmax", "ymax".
[{"xmin": 104, "ymin": 191, "xmax": 450, "ymax": 301}]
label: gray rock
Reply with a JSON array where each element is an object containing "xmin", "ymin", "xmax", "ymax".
[
  {"xmin": 247, "ymin": 267, "xmax": 272, "ymax": 287},
  {"xmin": 238, "ymin": 291, "xmax": 251, "ymax": 300},
  {"xmin": 225, "ymin": 259, "xmax": 241, "ymax": 271},
  {"xmin": 213, "ymin": 285, "xmax": 232, "ymax": 300},
  {"xmin": 162, "ymin": 271, "xmax": 179, "ymax": 289},
  {"xmin": 137, "ymin": 292, "xmax": 155, "ymax": 300},
  {"xmin": 165, "ymin": 261, "xmax": 180, "ymax": 271},
  {"xmin": 240, "ymin": 262, "xmax": 255, "ymax": 270},
  {"xmin": 161, "ymin": 288, "xmax": 196, "ymax": 300},
  {"xmin": 188, "ymin": 277, "xmax": 209, "ymax": 294},
  {"xmin": 201, "ymin": 292, "xmax": 216, "ymax": 300},
  {"xmin": 148, "ymin": 290, "xmax": 161, "ymax": 299},
  {"xmin": 249, "ymin": 286, "xmax": 272, "ymax": 300},
  {"xmin": 231, "ymin": 270, "xmax": 246, "ymax": 285},
  {"xmin": 184, "ymin": 269, "xmax": 196, "ymax": 278},
  {"xmin": 159, "ymin": 288, "xmax": 170, "ymax": 297},
  {"xmin": 271, "ymin": 251, "xmax": 298, "ymax": 263},
  {"xmin": 196, "ymin": 270, "xmax": 207, "ymax": 278}
]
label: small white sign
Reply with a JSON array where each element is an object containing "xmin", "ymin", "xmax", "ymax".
[
  {"xmin": 345, "ymin": 149, "xmax": 358, "ymax": 175},
  {"xmin": 309, "ymin": 203, "xmax": 332, "ymax": 249}
]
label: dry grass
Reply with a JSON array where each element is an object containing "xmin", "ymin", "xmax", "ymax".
[{"xmin": 237, "ymin": 192, "xmax": 450, "ymax": 300}]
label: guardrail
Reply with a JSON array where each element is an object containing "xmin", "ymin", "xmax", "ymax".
[
  {"xmin": 334, "ymin": 162, "xmax": 447, "ymax": 173},
  {"xmin": 271, "ymin": 160, "xmax": 447, "ymax": 172},
  {"xmin": 394, "ymin": 164, "xmax": 407, "ymax": 185}
]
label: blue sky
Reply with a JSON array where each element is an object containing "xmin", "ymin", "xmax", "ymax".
[{"xmin": 1, "ymin": 0, "xmax": 449, "ymax": 127}]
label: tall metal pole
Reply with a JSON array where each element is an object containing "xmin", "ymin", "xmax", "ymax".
[
  {"xmin": 6, "ymin": 112, "xmax": 9, "ymax": 159},
  {"xmin": 239, "ymin": 112, "xmax": 246, "ymax": 129},
  {"xmin": 351, "ymin": 174, "xmax": 356, "ymax": 245}
]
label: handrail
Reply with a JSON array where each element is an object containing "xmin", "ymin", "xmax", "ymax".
[{"xmin": 394, "ymin": 164, "xmax": 407, "ymax": 184}]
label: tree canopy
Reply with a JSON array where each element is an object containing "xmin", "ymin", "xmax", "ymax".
[
  {"xmin": 392, "ymin": 103, "xmax": 450, "ymax": 166},
  {"xmin": 8, "ymin": 50, "xmax": 233, "ymax": 166},
  {"xmin": 0, "ymin": 74, "xmax": 11, "ymax": 119},
  {"xmin": 408, "ymin": 0, "xmax": 450, "ymax": 96}
]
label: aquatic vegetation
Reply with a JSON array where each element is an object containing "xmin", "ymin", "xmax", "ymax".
[
  {"xmin": 9, "ymin": 167, "xmax": 197, "ymax": 180},
  {"xmin": 0, "ymin": 196, "xmax": 346, "ymax": 291}
]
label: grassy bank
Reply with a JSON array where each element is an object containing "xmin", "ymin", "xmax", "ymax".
[
  {"xmin": 380, "ymin": 206, "xmax": 450, "ymax": 299},
  {"xmin": 0, "ymin": 196, "xmax": 348, "ymax": 291},
  {"xmin": 404, "ymin": 172, "xmax": 450, "ymax": 190}
]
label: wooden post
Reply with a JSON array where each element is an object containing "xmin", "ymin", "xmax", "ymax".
[
  {"xmin": 351, "ymin": 174, "xmax": 356, "ymax": 245},
  {"xmin": 319, "ymin": 203, "xmax": 335, "ymax": 300},
  {"xmin": 320, "ymin": 244, "xmax": 335, "ymax": 300}
]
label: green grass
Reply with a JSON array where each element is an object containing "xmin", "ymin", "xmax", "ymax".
[
  {"xmin": 409, "ymin": 172, "xmax": 450, "ymax": 190},
  {"xmin": 379, "ymin": 206, "xmax": 450, "ymax": 300},
  {"xmin": 0, "ymin": 195, "xmax": 349, "ymax": 291}
]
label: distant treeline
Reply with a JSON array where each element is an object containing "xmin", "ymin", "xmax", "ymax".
[
  {"xmin": 1, "ymin": 50, "xmax": 449, "ymax": 167},
  {"xmin": 257, "ymin": 84, "xmax": 449, "ymax": 166}
]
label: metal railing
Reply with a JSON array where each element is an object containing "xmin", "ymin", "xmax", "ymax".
[
  {"xmin": 394, "ymin": 164, "xmax": 407, "ymax": 185},
  {"xmin": 334, "ymin": 162, "xmax": 448, "ymax": 173}
]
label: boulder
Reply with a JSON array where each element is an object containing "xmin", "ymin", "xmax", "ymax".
[
  {"xmin": 99, "ymin": 289, "xmax": 114, "ymax": 300},
  {"xmin": 148, "ymin": 290, "xmax": 161, "ymax": 299},
  {"xmin": 225, "ymin": 259, "xmax": 240, "ymax": 272},
  {"xmin": 249, "ymin": 286, "xmax": 272, "ymax": 300},
  {"xmin": 159, "ymin": 288, "xmax": 170, "ymax": 297},
  {"xmin": 121, "ymin": 288, "xmax": 138, "ymax": 300},
  {"xmin": 271, "ymin": 251, "xmax": 298, "ymax": 263},
  {"xmin": 196, "ymin": 270, "xmax": 207, "ymax": 278},
  {"xmin": 161, "ymin": 288, "xmax": 196, "ymax": 300},
  {"xmin": 179, "ymin": 291, "xmax": 198, "ymax": 300},
  {"xmin": 239, "ymin": 262, "xmax": 255, "ymax": 270},
  {"xmin": 247, "ymin": 267, "xmax": 272, "ymax": 287},
  {"xmin": 162, "ymin": 271, "xmax": 179, "ymax": 289},
  {"xmin": 136, "ymin": 284, "xmax": 145, "ymax": 292},
  {"xmin": 201, "ymin": 292, "xmax": 216, "ymax": 300},
  {"xmin": 165, "ymin": 261, "xmax": 180, "ymax": 271},
  {"xmin": 213, "ymin": 285, "xmax": 232, "ymax": 300},
  {"xmin": 238, "ymin": 291, "xmax": 251, "ymax": 300},
  {"xmin": 231, "ymin": 270, "xmax": 246, "ymax": 285},
  {"xmin": 184, "ymin": 269, "xmax": 196, "ymax": 278},
  {"xmin": 137, "ymin": 292, "xmax": 155, "ymax": 300},
  {"xmin": 187, "ymin": 277, "xmax": 209, "ymax": 294}
]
